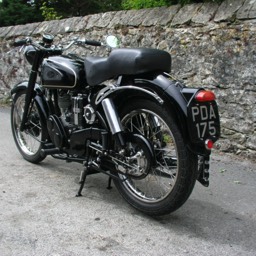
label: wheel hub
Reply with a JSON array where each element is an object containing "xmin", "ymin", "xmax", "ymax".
[{"xmin": 115, "ymin": 133, "xmax": 154, "ymax": 179}]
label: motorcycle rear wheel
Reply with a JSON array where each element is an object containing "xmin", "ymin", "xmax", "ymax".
[
  {"xmin": 11, "ymin": 90, "xmax": 46, "ymax": 163},
  {"xmin": 114, "ymin": 99, "xmax": 198, "ymax": 216}
]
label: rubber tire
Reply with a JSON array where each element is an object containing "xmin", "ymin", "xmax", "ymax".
[
  {"xmin": 113, "ymin": 99, "xmax": 198, "ymax": 216},
  {"xmin": 11, "ymin": 90, "xmax": 47, "ymax": 164}
]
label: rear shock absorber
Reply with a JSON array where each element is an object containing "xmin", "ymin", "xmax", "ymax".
[{"xmin": 101, "ymin": 98, "xmax": 125, "ymax": 147}]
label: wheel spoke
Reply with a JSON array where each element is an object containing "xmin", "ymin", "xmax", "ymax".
[
  {"xmin": 120, "ymin": 108, "xmax": 179, "ymax": 203},
  {"xmin": 12, "ymin": 94, "xmax": 42, "ymax": 156}
]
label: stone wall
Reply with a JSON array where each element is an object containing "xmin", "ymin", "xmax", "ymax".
[{"xmin": 0, "ymin": 0, "xmax": 255, "ymax": 160}]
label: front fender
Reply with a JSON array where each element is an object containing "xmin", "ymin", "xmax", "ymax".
[
  {"xmin": 11, "ymin": 81, "xmax": 43, "ymax": 96},
  {"xmin": 11, "ymin": 81, "xmax": 28, "ymax": 95},
  {"xmin": 11, "ymin": 81, "xmax": 49, "ymax": 121}
]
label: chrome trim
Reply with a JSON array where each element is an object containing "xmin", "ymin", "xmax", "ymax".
[
  {"xmin": 102, "ymin": 98, "xmax": 123, "ymax": 134},
  {"xmin": 95, "ymin": 85, "xmax": 164, "ymax": 105}
]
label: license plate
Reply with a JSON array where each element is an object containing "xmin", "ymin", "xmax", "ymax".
[{"xmin": 188, "ymin": 101, "xmax": 220, "ymax": 143}]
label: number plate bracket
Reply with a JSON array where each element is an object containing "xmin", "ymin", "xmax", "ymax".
[{"xmin": 198, "ymin": 155, "xmax": 210, "ymax": 187}]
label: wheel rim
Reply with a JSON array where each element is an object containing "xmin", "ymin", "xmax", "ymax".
[
  {"xmin": 12, "ymin": 94, "xmax": 42, "ymax": 156},
  {"xmin": 121, "ymin": 109, "xmax": 179, "ymax": 203}
]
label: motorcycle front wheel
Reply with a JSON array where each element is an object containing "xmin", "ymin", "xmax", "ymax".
[
  {"xmin": 11, "ymin": 90, "xmax": 46, "ymax": 163},
  {"xmin": 114, "ymin": 99, "xmax": 198, "ymax": 216}
]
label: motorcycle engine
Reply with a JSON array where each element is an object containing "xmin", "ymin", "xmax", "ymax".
[
  {"xmin": 47, "ymin": 91, "xmax": 73, "ymax": 148},
  {"xmin": 48, "ymin": 90, "xmax": 98, "ymax": 149},
  {"xmin": 57, "ymin": 90, "xmax": 96, "ymax": 128}
]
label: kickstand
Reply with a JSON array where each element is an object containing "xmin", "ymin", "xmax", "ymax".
[
  {"xmin": 76, "ymin": 141, "xmax": 92, "ymax": 197},
  {"xmin": 76, "ymin": 166, "xmax": 90, "ymax": 197},
  {"xmin": 107, "ymin": 177, "xmax": 112, "ymax": 190}
]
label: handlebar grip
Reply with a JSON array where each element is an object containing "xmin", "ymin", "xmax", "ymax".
[
  {"xmin": 85, "ymin": 40, "xmax": 102, "ymax": 47},
  {"xmin": 13, "ymin": 39, "xmax": 28, "ymax": 47}
]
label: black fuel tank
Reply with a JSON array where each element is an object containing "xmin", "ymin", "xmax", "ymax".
[{"xmin": 41, "ymin": 55, "xmax": 86, "ymax": 89}]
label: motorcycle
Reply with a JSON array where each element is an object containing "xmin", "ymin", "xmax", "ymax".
[{"xmin": 10, "ymin": 34, "xmax": 220, "ymax": 216}]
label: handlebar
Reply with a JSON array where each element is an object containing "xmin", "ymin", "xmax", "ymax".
[
  {"xmin": 84, "ymin": 40, "xmax": 102, "ymax": 47},
  {"xmin": 12, "ymin": 37, "xmax": 103, "ymax": 52}
]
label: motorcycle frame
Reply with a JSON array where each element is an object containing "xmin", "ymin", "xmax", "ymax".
[
  {"xmin": 11, "ymin": 46, "xmax": 213, "ymax": 157},
  {"xmin": 10, "ymin": 49, "xmax": 147, "ymax": 150}
]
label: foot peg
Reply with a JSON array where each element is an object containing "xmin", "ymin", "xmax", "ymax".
[{"xmin": 40, "ymin": 147, "xmax": 60, "ymax": 157}]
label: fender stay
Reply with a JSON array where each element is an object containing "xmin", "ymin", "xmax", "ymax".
[{"xmin": 95, "ymin": 85, "xmax": 164, "ymax": 105}]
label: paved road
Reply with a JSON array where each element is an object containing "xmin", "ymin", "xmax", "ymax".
[{"xmin": 0, "ymin": 107, "xmax": 255, "ymax": 256}]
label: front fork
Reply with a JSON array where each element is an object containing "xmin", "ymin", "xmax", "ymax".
[
  {"xmin": 20, "ymin": 51, "xmax": 43, "ymax": 132},
  {"xmin": 19, "ymin": 72, "xmax": 37, "ymax": 131}
]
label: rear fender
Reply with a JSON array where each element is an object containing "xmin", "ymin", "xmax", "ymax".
[
  {"xmin": 98, "ymin": 75, "xmax": 192, "ymax": 148},
  {"xmin": 134, "ymin": 75, "xmax": 220, "ymax": 155},
  {"xmin": 134, "ymin": 75, "xmax": 191, "ymax": 143}
]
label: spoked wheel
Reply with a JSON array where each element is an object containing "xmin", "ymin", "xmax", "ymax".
[
  {"xmin": 114, "ymin": 100, "xmax": 198, "ymax": 216},
  {"xmin": 11, "ymin": 90, "xmax": 46, "ymax": 163}
]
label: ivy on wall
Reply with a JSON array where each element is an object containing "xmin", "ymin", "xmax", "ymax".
[{"xmin": 0, "ymin": 0, "xmax": 225, "ymax": 26}]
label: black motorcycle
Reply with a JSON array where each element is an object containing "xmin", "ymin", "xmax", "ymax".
[{"xmin": 10, "ymin": 34, "xmax": 220, "ymax": 216}]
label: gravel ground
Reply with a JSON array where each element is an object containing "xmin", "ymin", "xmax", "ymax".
[{"xmin": 0, "ymin": 107, "xmax": 255, "ymax": 256}]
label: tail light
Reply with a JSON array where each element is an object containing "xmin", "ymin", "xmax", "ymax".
[
  {"xmin": 205, "ymin": 139, "xmax": 214, "ymax": 150},
  {"xmin": 195, "ymin": 90, "xmax": 216, "ymax": 102}
]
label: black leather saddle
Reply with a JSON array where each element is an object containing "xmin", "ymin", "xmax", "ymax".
[{"xmin": 84, "ymin": 48, "xmax": 171, "ymax": 85}]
